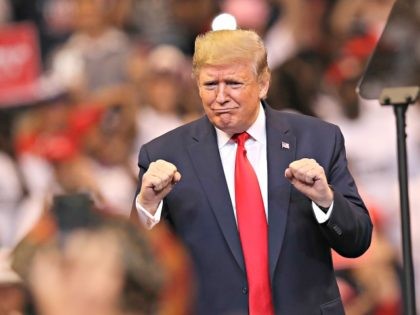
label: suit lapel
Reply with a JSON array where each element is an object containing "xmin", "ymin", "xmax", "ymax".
[
  {"xmin": 187, "ymin": 117, "xmax": 245, "ymax": 272},
  {"xmin": 265, "ymin": 106, "xmax": 296, "ymax": 280},
  {"xmin": 185, "ymin": 107, "xmax": 296, "ymax": 277}
]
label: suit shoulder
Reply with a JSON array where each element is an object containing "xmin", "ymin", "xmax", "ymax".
[
  {"xmin": 142, "ymin": 116, "xmax": 206, "ymax": 149},
  {"xmin": 276, "ymin": 109, "xmax": 340, "ymax": 133}
]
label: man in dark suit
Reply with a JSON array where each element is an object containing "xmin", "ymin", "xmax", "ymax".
[{"xmin": 133, "ymin": 29, "xmax": 372, "ymax": 315}]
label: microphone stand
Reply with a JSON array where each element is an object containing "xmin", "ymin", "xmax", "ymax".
[{"xmin": 380, "ymin": 86, "xmax": 419, "ymax": 315}]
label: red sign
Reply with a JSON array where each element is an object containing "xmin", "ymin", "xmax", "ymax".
[{"xmin": 0, "ymin": 22, "xmax": 41, "ymax": 107}]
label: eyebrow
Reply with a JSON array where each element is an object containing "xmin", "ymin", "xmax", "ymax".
[
  {"xmin": 202, "ymin": 80, "xmax": 218, "ymax": 85},
  {"xmin": 202, "ymin": 78, "xmax": 243, "ymax": 85},
  {"xmin": 225, "ymin": 79, "xmax": 242, "ymax": 84}
]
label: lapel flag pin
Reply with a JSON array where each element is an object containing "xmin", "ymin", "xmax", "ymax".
[{"xmin": 281, "ymin": 141, "xmax": 290, "ymax": 149}]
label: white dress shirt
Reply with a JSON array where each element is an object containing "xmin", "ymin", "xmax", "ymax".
[
  {"xmin": 216, "ymin": 103, "xmax": 268, "ymax": 221},
  {"xmin": 136, "ymin": 104, "xmax": 333, "ymax": 228}
]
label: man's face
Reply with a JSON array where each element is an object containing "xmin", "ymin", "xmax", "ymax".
[{"xmin": 197, "ymin": 61, "xmax": 269, "ymax": 134}]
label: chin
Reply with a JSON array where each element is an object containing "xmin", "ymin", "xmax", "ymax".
[
  {"xmin": 210, "ymin": 114, "xmax": 246, "ymax": 134},
  {"xmin": 218, "ymin": 125, "xmax": 243, "ymax": 135}
]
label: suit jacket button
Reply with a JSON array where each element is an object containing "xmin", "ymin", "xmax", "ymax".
[
  {"xmin": 242, "ymin": 287, "xmax": 248, "ymax": 294},
  {"xmin": 332, "ymin": 225, "xmax": 343, "ymax": 235}
]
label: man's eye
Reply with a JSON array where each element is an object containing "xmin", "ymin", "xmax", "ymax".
[
  {"xmin": 203, "ymin": 83, "xmax": 217, "ymax": 90},
  {"xmin": 227, "ymin": 82, "xmax": 242, "ymax": 88}
]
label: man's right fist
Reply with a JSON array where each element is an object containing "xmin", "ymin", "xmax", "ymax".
[{"xmin": 138, "ymin": 159, "xmax": 181, "ymax": 214}]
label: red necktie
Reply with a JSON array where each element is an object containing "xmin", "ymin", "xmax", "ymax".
[{"xmin": 234, "ymin": 132, "xmax": 274, "ymax": 315}]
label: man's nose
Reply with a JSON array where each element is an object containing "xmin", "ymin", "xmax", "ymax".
[{"xmin": 216, "ymin": 84, "xmax": 228, "ymax": 104}]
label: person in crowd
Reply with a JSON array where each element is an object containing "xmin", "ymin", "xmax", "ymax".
[
  {"xmin": 132, "ymin": 45, "xmax": 186, "ymax": 150},
  {"xmin": 12, "ymin": 193, "xmax": 192, "ymax": 315},
  {"xmin": 49, "ymin": 0, "xmax": 132, "ymax": 95},
  {"xmin": 26, "ymin": 218, "xmax": 163, "ymax": 315},
  {"xmin": 132, "ymin": 29, "xmax": 372, "ymax": 315}
]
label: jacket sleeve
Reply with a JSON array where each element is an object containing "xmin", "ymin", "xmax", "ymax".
[{"xmin": 319, "ymin": 125, "xmax": 373, "ymax": 258}]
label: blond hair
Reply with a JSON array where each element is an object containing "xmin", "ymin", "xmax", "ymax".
[{"xmin": 192, "ymin": 29, "xmax": 270, "ymax": 79}]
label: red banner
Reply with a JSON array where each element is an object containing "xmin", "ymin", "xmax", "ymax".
[{"xmin": 0, "ymin": 22, "xmax": 41, "ymax": 107}]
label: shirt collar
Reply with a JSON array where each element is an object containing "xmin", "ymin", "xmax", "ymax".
[{"xmin": 215, "ymin": 103, "xmax": 266, "ymax": 149}]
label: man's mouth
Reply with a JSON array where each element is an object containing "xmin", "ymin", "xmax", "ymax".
[{"xmin": 212, "ymin": 108, "xmax": 237, "ymax": 114}]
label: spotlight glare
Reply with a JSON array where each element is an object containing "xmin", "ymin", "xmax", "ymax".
[{"xmin": 211, "ymin": 13, "xmax": 237, "ymax": 31}]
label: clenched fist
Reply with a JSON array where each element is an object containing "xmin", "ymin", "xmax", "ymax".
[
  {"xmin": 284, "ymin": 158, "xmax": 333, "ymax": 208},
  {"xmin": 138, "ymin": 159, "xmax": 181, "ymax": 214}
]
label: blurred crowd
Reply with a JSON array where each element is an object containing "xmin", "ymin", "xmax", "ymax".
[{"xmin": 0, "ymin": 0, "xmax": 420, "ymax": 314}]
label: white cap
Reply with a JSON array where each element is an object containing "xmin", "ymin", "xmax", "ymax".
[{"xmin": 147, "ymin": 45, "xmax": 185, "ymax": 75}]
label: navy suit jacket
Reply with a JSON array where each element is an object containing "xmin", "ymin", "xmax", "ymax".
[{"xmin": 135, "ymin": 104, "xmax": 372, "ymax": 315}]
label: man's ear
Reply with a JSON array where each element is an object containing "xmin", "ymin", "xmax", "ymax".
[{"xmin": 258, "ymin": 70, "xmax": 271, "ymax": 99}]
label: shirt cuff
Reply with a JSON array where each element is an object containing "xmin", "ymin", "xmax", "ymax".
[
  {"xmin": 135, "ymin": 194, "xmax": 163, "ymax": 229},
  {"xmin": 312, "ymin": 201, "xmax": 334, "ymax": 224}
]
